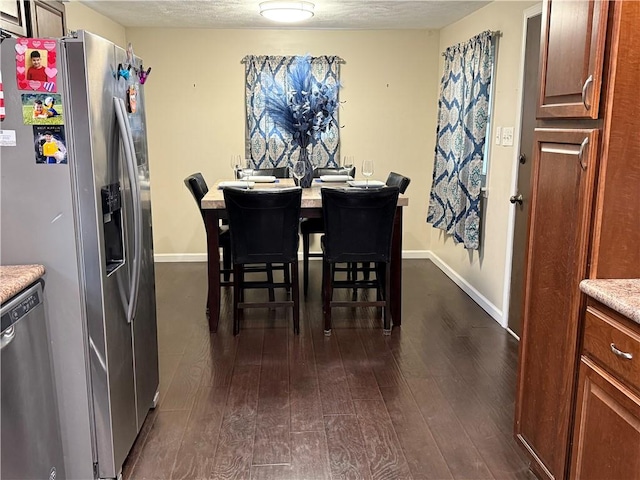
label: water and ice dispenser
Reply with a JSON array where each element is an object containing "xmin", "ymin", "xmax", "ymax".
[{"xmin": 101, "ymin": 183, "xmax": 124, "ymax": 274}]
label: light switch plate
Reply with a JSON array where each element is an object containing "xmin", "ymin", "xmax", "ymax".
[
  {"xmin": 495, "ymin": 126, "xmax": 501, "ymax": 145},
  {"xmin": 502, "ymin": 127, "xmax": 514, "ymax": 146}
]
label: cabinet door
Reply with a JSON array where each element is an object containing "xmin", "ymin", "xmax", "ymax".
[
  {"xmin": 570, "ymin": 357, "xmax": 640, "ymax": 480},
  {"xmin": 0, "ymin": 0, "xmax": 28, "ymax": 37},
  {"xmin": 537, "ymin": 0, "xmax": 609, "ymax": 119},
  {"xmin": 515, "ymin": 128, "xmax": 599, "ymax": 480},
  {"xmin": 28, "ymin": 0, "xmax": 65, "ymax": 38}
]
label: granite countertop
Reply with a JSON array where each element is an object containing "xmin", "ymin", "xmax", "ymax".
[
  {"xmin": 0, "ymin": 265, "xmax": 46, "ymax": 304},
  {"xmin": 580, "ymin": 279, "xmax": 640, "ymax": 325}
]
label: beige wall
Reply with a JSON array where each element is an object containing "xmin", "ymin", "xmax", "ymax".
[
  {"xmin": 65, "ymin": 1, "xmax": 127, "ymax": 47},
  {"xmin": 124, "ymin": 28, "xmax": 440, "ymax": 257},
  {"xmin": 430, "ymin": 1, "xmax": 539, "ymax": 316}
]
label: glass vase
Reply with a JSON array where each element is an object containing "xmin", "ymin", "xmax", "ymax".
[{"xmin": 297, "ymin": 144, "xmax": 314, "ymax": 188}]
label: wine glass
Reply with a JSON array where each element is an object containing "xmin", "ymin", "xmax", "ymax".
[
  {"xmin": 230, "ymin": 155, "xmax": 242, "ymax": 179},
  {"xmin": 362, "ymin": 159, "xmax": 374, "ymax": 188},
  {"xmin": 239, "ymin": 158, "xmax": 254, "ymax": 181},
  {"xmin": 291, "ymin": 160, "xmax": 306, "ymax": 186},
  {"xmin": 343, "ymin": 155, "xmax": 354, "ymax": 168}
]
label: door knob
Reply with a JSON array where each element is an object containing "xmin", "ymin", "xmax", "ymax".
[
  {"xmin": 519, "ymin": 154, "xmax": 526, "ymax": 164},
  {"xmin": 510, "ymin": 194, "xmax": 523, "ymax": 205}
]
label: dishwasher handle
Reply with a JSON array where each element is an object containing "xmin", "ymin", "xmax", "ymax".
[{"xmin": 0, "ymin": 325, "xmax": 16, "ymax": 350}]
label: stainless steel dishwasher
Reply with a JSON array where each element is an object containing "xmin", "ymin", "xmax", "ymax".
[{"xmin": 1, "ymin": 281, "xmax": 66, "ymax": 480}]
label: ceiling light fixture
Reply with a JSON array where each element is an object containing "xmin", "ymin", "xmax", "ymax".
[{"xmin": 259, "ymin": 1, "xmax": 315, "ymax": 23}]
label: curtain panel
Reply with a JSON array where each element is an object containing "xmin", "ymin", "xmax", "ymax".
[
  {"xmin": 244, "ymin": 55, "xmax": 341, "ymax": 169},
  {"xmin": 427, "ymin": 31, "xmax": 494, "ymax": 250}
]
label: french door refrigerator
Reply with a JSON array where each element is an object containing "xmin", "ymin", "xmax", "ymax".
[{"xmin": 0, "ymin": 31, "xmax": 159, "ymax": 479}]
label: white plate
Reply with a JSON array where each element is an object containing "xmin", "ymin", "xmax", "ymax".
[
  {"xmin": 320, "ymin": 174, "xmax": 353, "ymax": 182},
  {"xmin": 218, "ymin": 181, "xmax": 255, "ymax": 189},
  {"xmin": 347, "ymin": 180, "xmax": 386, "ymax": 188},
  {"xmin": 246, "ymin": 175, "xmax": 276, "ymax": 183}
]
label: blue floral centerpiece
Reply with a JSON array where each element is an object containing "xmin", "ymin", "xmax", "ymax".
[{"xmin": 265, "ymin": 55, "xmax": 340, "ymax": 187}]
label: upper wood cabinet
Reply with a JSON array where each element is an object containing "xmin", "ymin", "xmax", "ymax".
[
  {"xmin": 515, "ymin": 128, "xmax": 599, "ymax": 480},
  {"xmin": 27, "ymin": 0, "xmax": 66, "ymax": 38},
  {"xmin": 0, "ymin": 0, "xmax": 28, "ymax": 37},
  {"xmin": 0, "ymin": 0, "xmax": 65, "ymax": 38},
  {"xmin": 537, "ymin": 0, "xmax": 609, "ymax": 119}
]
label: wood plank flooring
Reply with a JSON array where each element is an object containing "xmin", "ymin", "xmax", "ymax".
[{"xmin": 122, "ymin": 260, "xmax": 532, "ymax": 479}]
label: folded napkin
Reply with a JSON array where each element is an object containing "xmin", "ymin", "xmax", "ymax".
[
  {"xmin": 347, "ymin": 180, "xmax": 386, "ymax": 188},
  {"xmin": 246, "ymin": 175, "xmax": 277, "ymax": 183},
  {"xmin": 218, "ymin": 181, "xmax": 255, "ymax": 189},
  {"xmin": 320, "ymin": 174, "xmax": 353, "ymax": 182}
]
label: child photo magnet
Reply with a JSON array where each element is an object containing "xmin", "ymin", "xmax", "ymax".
[
  {"xmin": 15, "ymin": 38, "xmax": 58, "ymax": 92},
  {"xmin": 33, "ymin": 125, "xmax": 67, "ymax": 164},
  {"xmin": 22, "ymin": 93, "xmax": 63, "ymax": 125}
]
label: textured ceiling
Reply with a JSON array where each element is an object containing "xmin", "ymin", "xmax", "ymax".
[{"xmin": 79, "ymin": 0, "xmax": 492, "ymax": 30}]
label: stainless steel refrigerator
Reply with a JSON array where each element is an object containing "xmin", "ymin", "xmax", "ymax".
[{"xmin": 0, "ymin": 31, "xmax": 159, "ymax": 480}]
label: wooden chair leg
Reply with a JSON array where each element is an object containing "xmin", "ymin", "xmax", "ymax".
[
  {"xmin": 322, "ymin": 259, "xmax": 332, "ymax": 336},
  {"xmin": 284, "ymin": 263, "xmax": 291, "ymax": 297},
  {"xmin": 350, "ymin": 262, "xmax": 358, "ymax": 300},
  {"xmin": 383, "ymin": 262, "xmax": 391, "ymax": 335},
  {"xmin": 291, "ymin": 260, "xmax": 300, "ymax": 334},
  {"xmin": 303, "ymin": 232, "xmax": 311, "ymax": 296},
  {"xmin": 363, "ymin": 261, "xmax": 371, "ymax": 280},
  {"xmin": 233, "ymin": 263, "xmax": 241, "ymax": 335},
  {"xmin": 222, "ymin": 245, "xmax": 231, "ymax": 282},
  {"xmin": 266, "ymin": 263, "xmax": 275, "ymax": 302}
]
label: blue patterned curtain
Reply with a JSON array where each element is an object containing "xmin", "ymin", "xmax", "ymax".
[
  {"xmin": 427, "ymin": 31, "xmax": 494, "ymax": 250},
  {"xmin": 244, "ymin": 55, "xmax": 341, "ymax": 169}
]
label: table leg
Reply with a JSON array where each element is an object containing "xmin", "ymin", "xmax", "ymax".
[
  {"xmin": 390, "ymin": 207, "xmax": 403, "ymax": 326},
  {"xmin": 204, "ymin": 210, "xmax": 221, "ymax": 332}
]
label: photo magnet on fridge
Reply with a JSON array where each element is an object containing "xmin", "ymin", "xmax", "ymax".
[
  {"xmin": 15, "ymin": 38, "xmax": 58, "ymax": 92},
  {"xmin": 33, "ymin": 125, "xmax": 67, "ymax": 164},
  {"xmin": 22, "ymin": 93, "xmax": 63, "ymax": 125}
]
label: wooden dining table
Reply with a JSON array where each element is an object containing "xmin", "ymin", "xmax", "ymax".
[{"xmin": 201, "ymin": 178, "xmax": 409, "ymax": 332}]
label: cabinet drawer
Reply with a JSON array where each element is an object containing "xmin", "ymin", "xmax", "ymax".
[{"xmin": 583, "ymin": 306, "xmax": 640, "ymax": 393}]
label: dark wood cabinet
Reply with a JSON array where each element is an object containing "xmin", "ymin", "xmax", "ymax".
[
  {"xmin": 570, "ymin": 301, "xmax": 640, "ymax": 480},
  {"xmin": 0, "ymin": 0, "xmax": 28, "ymax": 37},
  {"xmin": 27, "ymin": 0, "xmax": 66, "ymax": 38},
  {"xmin": 537, "ymin": 0, "xmax": 609, "ymax": 119},
  {"xmin": 518, "ymin": 3, "xmax": 640, "ymax": 477},
  {"xmin": 0, "ymin": 0, "xmax": 65, "ymax": 38},
  {"xmin": 515, "ymin": 128, "xmax": 599, "ymax": 480},
  {"xmin": 588, "ymin": 0, "xmax": 640, "ymax": 279}
]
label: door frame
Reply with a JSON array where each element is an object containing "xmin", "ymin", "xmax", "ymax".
[{"xmin": 501, "ymin": 3, "xmax": 543, "ymax": 338}]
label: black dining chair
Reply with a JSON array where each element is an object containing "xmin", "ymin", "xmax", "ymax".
[
  {"xmin": 357, "ymin": 171, "xmax": 412, "ymax": 284},
  {"xmin": 250, "ymin": 166, "xmax": 291, "ymax": 178},
  {"xmin": 223, "ymin": 187, "xmax": 302, "ymax": 335},
  {"xmin": 184, "ymin": 173, "xmax": 232, "ymax": 284},
  {"xmin": 300, "ymin": 165, "xmax": 356, "ymax": 296},
  {"xmin": 320, "ymin": 186, "xmax": 399, "ymax": 336},
  {"xmin": 385, "ymin": 171, "xmax": 411, "ymax": 193}
]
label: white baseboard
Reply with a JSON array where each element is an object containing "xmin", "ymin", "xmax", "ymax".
[
  {"xmin": 155, "ymin": 253, "xmax": 208, "ymax": 263},
  {"xmin": 154, "ymin": 249, "xmax": 505, "ymax": 329},
  {"xmin": 154, "ymin": 250, "xmax": 432, "ymax": 263},
  {"xmin": 425, "ymin": 251, "xmax": 504, "ymax": 327}
]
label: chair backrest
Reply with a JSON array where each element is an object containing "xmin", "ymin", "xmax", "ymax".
[
  {"xmin": 223, "ymin": 187, "xmax": 302, "ymax": 264},
  {"xmin": 321, "ymin": 187, "xmax": 399, "ymax": 264},
  {"xmin": 184, "ymin": 172, "xmax": 208, "ymax": 220},
  {"xmin": 252, "ymin": 167, "xmax": 290, "ymax": 178},
  {"xmin": 385, "ymin": 172, "xmax": 411, "ymax": 194},
  {"xmin": 313, "ymin": 165, "xmax": 356, "ymax": 178}
]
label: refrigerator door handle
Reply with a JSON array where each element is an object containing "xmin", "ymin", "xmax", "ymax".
[{"xmin": 114, "ymin": 97, "xmax": 142, "ymax": 324}]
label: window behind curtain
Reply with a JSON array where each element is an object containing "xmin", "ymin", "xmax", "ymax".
[{"xmin": 243, "ymin": 55, "xmax": 341, "ymax": 168}]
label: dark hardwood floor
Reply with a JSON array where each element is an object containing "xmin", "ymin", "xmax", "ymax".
[{"xmin": 123, "ymin": 259, "xmax": 532, "ymax": 480}]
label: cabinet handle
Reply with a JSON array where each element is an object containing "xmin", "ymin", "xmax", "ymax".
[
  {"xmin": 578, "ymin": 137, "xmax": 589, "ymax": 170},
  {"xmin": 582, "ymin": 75, "xmax": 593, "ymax": 110},
  {"xmin": 610, "ymin": 343, "xmax": 633, "ymax": 360}
]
